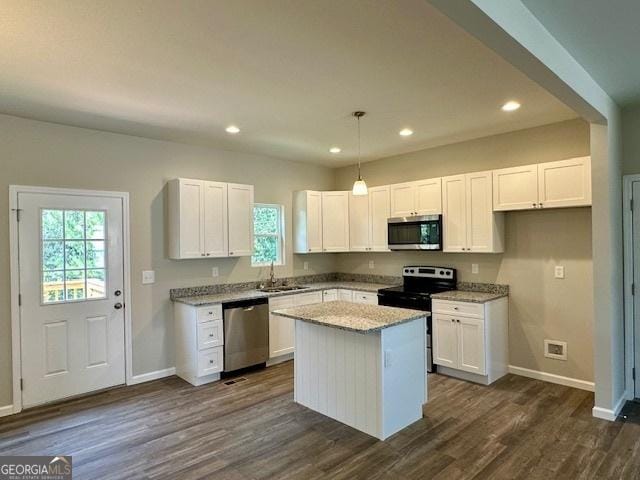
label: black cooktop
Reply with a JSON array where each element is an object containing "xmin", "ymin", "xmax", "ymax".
[{"xmin": 378, "ymin": 285, "xmax": 434, "ymax": 297}]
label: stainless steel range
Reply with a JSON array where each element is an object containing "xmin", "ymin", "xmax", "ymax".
[{"xmin": 377, "ymin": 266, "xmax": 457, "ymax": 373}]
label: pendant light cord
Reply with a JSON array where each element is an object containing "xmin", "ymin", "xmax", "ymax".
[{"xmin": 357, "ymin": 114, "xmax": 362, "ymax": 181}]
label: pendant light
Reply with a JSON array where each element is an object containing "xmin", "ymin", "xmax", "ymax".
[{"xmin": 352, "ymin": 111, "xmax": 368, "ymax": 196}]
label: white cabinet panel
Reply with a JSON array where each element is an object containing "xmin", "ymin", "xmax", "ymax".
[
  {"xmin": 197, "ymin": 320, "xmax": 224, "ymax": 350},
  {"xmin": 349, "ymin": 192, "xmax": 370, "ymax": 252},
  {"xmin": 492, "ymin": 165, "xmax": 539, "ymax": 211},
  {"xmin": 353, "ymin": 292, "xmax": 378, "ymax": 305},
  {"xmin": 390, "ymin": 183, "xmax": 416, "ymax": 217},
  {"xmin": 269, "ymin": 295, "xmax": 296, "ymax": 358},
  {"xmin": 369, "ymin": 186, "xmax": 391, "ymax": 251},
  {"xmin": 442, "ymin": 175, "xmax": 467, "ymax": 252},
  {"xmin": 295, "ymin": 291, "xmax": 324, "ymax": 306},
  {"xmin": 538, "ymin": 156, "xmax": 591, "ymax": 208},
  {"xmin": 457, "ymin": 317, "xmax": 486, "ymax": 375},
  {"xmin": 169, "ymin": 179, "xmax": 204, "ymax": 259},
  {"xmin": 322, "ymin": 289, "xmax": 338, "ymax": 302},
  {"xmin": 227, "ymin": 183, "xmax": 254, "ymax": 257},
  {"xmin": 466, "ymin": 171, "xmax": 502, "ymax": 253},
  {"xmin": 197, "ymin": 347, "xmax": 223, "ymax": 376},
  {"xmin": 203, "ymin": 181, "xmax": 228, "ymax": 257},
  {"xmin": 433, "ymin": 314, "xmax": 458, "ymax": 369},
  {"xmin": 338, "ymin": 289, "xmax": 354, "ymax": 302},
  {"xmin": 293, "ymin": 191, "xmax": 323, "ymax": 253},
  {"xmin": 415, "ymin": 178, "xmax": 442, "ymax": 215},
  {"xmin": 322, "ymin": 191, "xmax": 350, "ymax": 252}
]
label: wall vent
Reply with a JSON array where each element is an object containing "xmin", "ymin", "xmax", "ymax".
[{"xmin": 544, "ymin": 340, "xmax": 567, "ymax": 361}]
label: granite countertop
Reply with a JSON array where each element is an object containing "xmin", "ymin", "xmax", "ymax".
[
  {"xmin": 173, "ymin": 281, "xmax": 394, "ymax": 306},
  {"xmin": 431, "ymin": 290, "xmax": 508, "ymax": 303},
  {"xmin": 272, "ymin": 300, "xmax": 429, "ymax": 333}
]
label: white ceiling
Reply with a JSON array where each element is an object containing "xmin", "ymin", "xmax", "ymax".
[
  {"xmin": 0, "ymin": 0, "xmax": 576, "ymax": 166},
  {"xmin": 523, "ymin": 0, "xmax": 640, "ymax": 107}
]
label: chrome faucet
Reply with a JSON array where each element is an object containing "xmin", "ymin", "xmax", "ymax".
[{"xmin": 269, "ymin": 261, "xmax": 276, "ymax": 287}]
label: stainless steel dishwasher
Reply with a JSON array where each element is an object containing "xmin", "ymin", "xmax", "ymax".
[{"xmin": 222, "ymin": 297, "xmax": 269, "ymax": 373}]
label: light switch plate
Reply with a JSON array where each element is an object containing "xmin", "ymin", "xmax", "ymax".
[
  {"xmin": 554, "ymin": 266, "xmax": 565, "ymax": 279},
  {"xmin": 369, "ymin": 260, "xmax": 375, "ymax": 269},
  {"xmin": 303, "ymin": 261, "xmax": 309, "ymax": 271},
  {"xmin": 142, "ymin": 270, "xmax": 155, "ymax": 285},
  {"xmin": 211, "ymin": 267, "xmax": 219, "ymax": 277},
  {"xmin": 472, "ymin": 263, "xmax": 479, "ymax": 274}
]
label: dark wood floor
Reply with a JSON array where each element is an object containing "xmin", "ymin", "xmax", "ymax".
[{"xmin": 1, "ymin": 361, "xmax": 639, "ymax": 479}]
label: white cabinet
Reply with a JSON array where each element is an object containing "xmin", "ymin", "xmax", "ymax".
[
  {"xmin": 338, "ymin": 289, "xmax": 354, "ymax": 302},
  {"xmin": 538, "ymin": 156, "xmax": 591, "ymax": 208},
  {"xmin": 293, "ymin": 191, "xmax": 323, "ymax": 253},
  {"xmin": 322, "ymin": 289, "xmax": 338, "ymax": 302},
  {"xmin": 227, "ymin": 183, "xmax": 254, "ymax": 257},
  {"xmin": 442, "ymin": 172, "xmax": 504, "ymax": 253},
  {"xmin": 168, "ymin": 178, "xmax": 253, "ymax": 259},
  {"xmin": 432, "ymin": 298, "xmax": 508, "ymax": 385},
  {"xmin": 493, "ymin": 156, "xmax": 591, "ymax": 211},
  {"xmin": 390, "ymin": 178, "xmax": 442, "ymax": 217},
  {"xmin": 322, "ymin": 191, "xmax": 350, "ymax": 252},
  {"xmin": 353, "ymin": 291, "xmax": 378, "ymax": 305},
  {"xmin": 349, "ymin": 185, "xmax": 391, "ymax": 252},
  {"xmin": 174, "ymin": 303, "xmax": 224, "ymax": 386},
  {"xmin": 268, "ymin": 290, "xmax": 323, "ymax": 360}
]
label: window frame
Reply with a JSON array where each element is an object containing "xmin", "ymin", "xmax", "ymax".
[{"xmin": 251, "ymin": 203, "xmax": 285, "ymax": 267}]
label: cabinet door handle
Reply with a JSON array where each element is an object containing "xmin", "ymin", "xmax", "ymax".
[
  {"xmin": 539, "ymin": 203, "xmax": 543, "ymax": 208},
  {"xmin": 457, "ymin": 319, "xmax": 460, "ymax": 323},
  {"xmin": 209, "ymin": 333, "xmax": 214, "ymax": 337},
  {"xmin": 209, "ymin": 359, "xmax": 214, "ymax": 364},
  {"xmin": 453, "ymin": 307, "xmax": 459, "ymax": 310},
  {"xmin": 229, "ymin": 251, "xmax": 234, "ymax": 255},
  {"xmin": 451, "ymin": 318, "xmax": 455, "ymax": 323}
]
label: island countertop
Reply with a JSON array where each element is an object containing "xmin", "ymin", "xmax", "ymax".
[{"xmin": 273, "ymin": 300, "xmax": 429, "ymax": 333}]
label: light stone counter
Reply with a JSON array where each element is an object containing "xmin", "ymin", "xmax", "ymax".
[
  {"xmin": 273, "ymin": 300, "xmax": 428, "ymax": 333},
  {"xmin": 430, "ymin": 290, "xmax": 508, "ymax": 303}
]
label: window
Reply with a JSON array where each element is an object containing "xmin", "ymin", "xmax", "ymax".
[
  {"xmin": 41, "ymin": 209, "xmax": 107, "ymax": 304},
  {"xmin": 252, "ymin": 204, "xmax": 285, "ymax": 266}
]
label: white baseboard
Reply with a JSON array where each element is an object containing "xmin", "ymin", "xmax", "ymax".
[
  {"xmin": 0, "ymin": 404, "xmax": 15, "ymax": 418},
  {"xmin": 266, "ymin": 353, "xmax": 294, "ymax": 367},
  {"xmin": 508, "ymin": 365, "xmax": 595, "ymax": 392},
  {"xmin": 592, "ymin": 392, "xmax": 627, "ymax": 422},
  {"xmin": 129, "ymin": 367, "xmax": 176, "ymax": 385}
]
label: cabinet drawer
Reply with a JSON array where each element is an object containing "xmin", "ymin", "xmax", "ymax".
[
  {"xmin": 197, "ymin": 346, "xmax": 223, "ymax": 376},
  {"xmin": 269, "ymin": 295, "xmax": 296, "ymax": 311},
  {"xmin": 432, "ymin": 300, "xmax": 484, "ymax": 318},
  {"xmin": 353, "ymin": 292, "xmax": 378, "ymax": 305},
  {"xmin": 338, "ymin": 289, "xmax": 354, "ymax": 302},
  {"xmin": 322, "ymin": 289, "xmax": 338, "ymax": 302},
  {"xmin": 197, "ymin": 304, "xmax": 223, "ymax": 323},
  {"xmin": 197, "ymin": 320, "xmax": 224, "ymax": 350}
]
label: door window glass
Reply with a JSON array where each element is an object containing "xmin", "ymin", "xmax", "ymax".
[{"xmin": 41, "ymin": 209, "xmax": 107, "ymax": 304}]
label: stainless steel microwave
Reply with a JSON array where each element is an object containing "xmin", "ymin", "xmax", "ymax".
[{"xmin": 387, "ymin": 215, "xmax": 442, "ymax": 250}]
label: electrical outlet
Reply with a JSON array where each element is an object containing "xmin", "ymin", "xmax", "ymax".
[
  {"xmin": 369, "ymin": 260, "xmax": 375, "ymax": 269},
  {"xmin": 472, "ymin": 263, "xmax": 479, "ymax": 274},
  {"xmin": 211, "ymin": 267, "xmax": 219, "ymax": 277},
  {"xmin": 142, "ymin": 270, "xmax": 155, "ymax": 285},
  {"xmin": 554, "ymin": 266, "xmax": 565, "ymax": 279},
  {"xmin": 303, "ymin": 261, "xmax": 309, "ymax": 271}
]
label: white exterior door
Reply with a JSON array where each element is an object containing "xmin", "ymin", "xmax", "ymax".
[
  {"xmin": 203, "ymin": 181, "xmax": 228, "ymax": 257},
  {"xmin": 442, "ymin": 175, "xmax": 467, "ymax": 252},
  {"xmin": 227, "ymin": 183, "xmax": 254, "ymax": 257},
  {"xmin": 492, "ymin": 165, "xmax": 539, "ymax": 211},
  {"xmin": 633, "ymin": 181, "xmax": 640, "ymax": 398},
  {"xmin": 18, "ymin": 192, "xmax": 126, "ymax": 407},
  {"xmin": 538, "ymin": 157, "xmax": 591, "ymax": 208},
  {"xmin": 433, "ymin": 315, "xmax": 458, "ymax": 368},
  {"xmin": 457, "ymin": 317, "xmax": 486, "ymax": 375},
  {"xmin": 369, "ymin": 186, "xmax": 391, "ymax": 251}
]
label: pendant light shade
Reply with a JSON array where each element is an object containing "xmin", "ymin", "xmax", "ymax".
[{"xmin": 352, "ymin": 111, "xmax": 368, "ymax": 196}]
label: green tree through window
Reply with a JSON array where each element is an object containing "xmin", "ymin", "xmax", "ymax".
[{"xmin": 252, "ymin": 204, "xmax": 284, "ymax": 266}]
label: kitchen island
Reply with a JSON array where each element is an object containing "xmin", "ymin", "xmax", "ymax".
[{"xmin": 273, "ymin": 301, "xmax": 428, "ymax": 440}]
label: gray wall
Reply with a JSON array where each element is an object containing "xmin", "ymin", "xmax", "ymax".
[
  {"xmin": 623, "ymin": 105, "xmax": 640, "ymax": 175},
  {"xmin": 334, "ymin": 119, "xmax": 594, "ymax": 382},
  {"xmin": 0, "ymin": 114, "xmax": 336, "ymax": 406}
]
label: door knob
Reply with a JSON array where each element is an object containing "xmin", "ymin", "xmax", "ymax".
[
  {"xmin": 114, "ymin": 302, "xmax": 123, "ymax": 310},
  {"xmin": 114, "ymin": 290, "xmax": 122, "ymax": 297}
]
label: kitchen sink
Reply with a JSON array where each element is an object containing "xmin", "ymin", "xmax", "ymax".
[{"xmin": 259, "ymin": 285, "xmax": 309, "ymax": 293}]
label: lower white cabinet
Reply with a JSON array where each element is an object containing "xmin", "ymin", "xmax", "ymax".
[
  {"xmin": 353, "ymin": 291, "xmax": 379, "ymax": 305},
  {"xmin": 338, "ymin": 289, "xmax": 354, "ymax": 301},
  {"xmin": 322, "ymin": 289, "xmax": 339, "ymax": 302},
  {"xmin": 174, "ymin": 303, "xmax": 224, "ymax": 386},
  {"xmin": 432, "ymin": 297, "xmax": 508, "ymax": 385}
]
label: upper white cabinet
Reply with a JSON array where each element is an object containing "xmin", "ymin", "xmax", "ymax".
[
  {"xmin": 227, "ymin": 183, "xmax": 254, "ymax": 257},
  {"xmin": 390, "ymin": 178, "xmax": 441, "ymax": 217},
  {"xmin": 349, "ymin": 185, "xmax": 391, "ymax": 252},
  {"xmin": 322, "ymin": 191, "xmax": 350, "ymax": 252},
  {"xmin": 493, "ymin": 156, "xmax": 591, "ymax": 211},
  {"xmin": 169, "ymin": 178, "xmax": 252, "ymax": 259},
  {"xmin": 293, "ymin": 191, "xmax": 323, "ymax": 253},
  {"xmin": 538, "ymin": 156, "xmax": 592, "ymax": 208},
  {"xmin": 442, "ymin": 172, "xmax": 504, "ymax": 253}
]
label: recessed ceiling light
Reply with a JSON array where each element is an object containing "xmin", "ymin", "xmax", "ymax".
[
  {"xmin": 399, "ymin": 128, "xmax": 413, "ymax": 137},
  {"xmin": 225, "ymin": 125, "xmax": 240, "ymax": 134},
  {"xmin": 501, "ymin": 101, "xmax": 521, "ymax": 112},
  {"xmin": 329, "ymin": 147, "xmax": 341, "ymax": 154}
]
